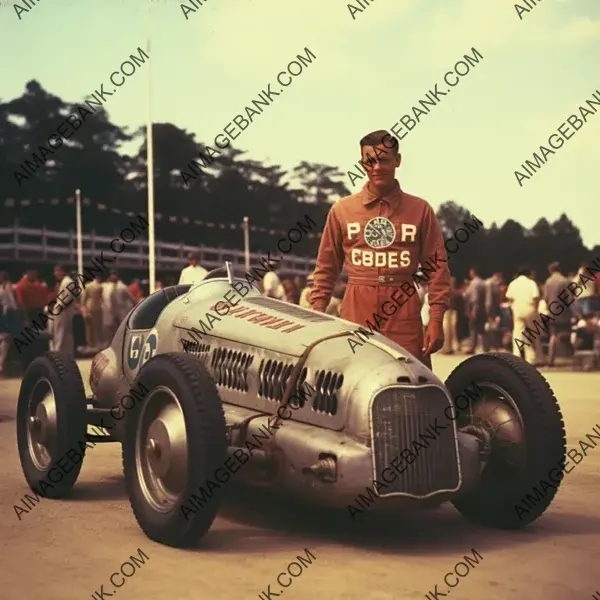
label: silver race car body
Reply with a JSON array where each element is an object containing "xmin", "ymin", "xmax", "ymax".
[{"xmin": 90, "ymin": 276, "xmax": 479, "ymax": 508}]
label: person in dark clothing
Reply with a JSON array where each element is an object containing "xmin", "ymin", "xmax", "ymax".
[
  {"xmin": 543, "ymin": 261, "xmax": 573, "ymax": 366},
  {"xmin": 464, "ymin": 267, "xmax": 487, "ymax": 354},
  {"xmin": 442, "ymin": 277, "xmax": 461, "ymax": 354}
]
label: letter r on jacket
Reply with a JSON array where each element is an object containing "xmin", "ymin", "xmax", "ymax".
[
  {"xmin": 401, "ymin": 224, "xmax": 417, "ymax": 242},
  {"xmin": 347, "ymin": 223, "xmax": 361, "ymax": 239}
]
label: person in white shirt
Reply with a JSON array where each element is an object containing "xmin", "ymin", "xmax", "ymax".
[
  {"xmin": 48, "ymin": 264, "xmax": 76, "ymax": 356},
  {"xmin": 262, "ymin": 263, "xmax": 287, "ymax": 301},
  {"xmin": 179, "ymin": 252, "xmax": 208, "ymax": 285},
  {"xmin": 505, "ymin": 265, "xmax": 543, "ymax": 365}
]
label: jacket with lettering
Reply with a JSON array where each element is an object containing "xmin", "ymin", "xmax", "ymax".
[{"xmin": 309, "ymin": 180, "xmax": 451, "ymax": 361}]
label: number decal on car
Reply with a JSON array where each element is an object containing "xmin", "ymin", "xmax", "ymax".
[
  {"xmin": 139, "ymin": 330, "xmax": 158, "ymax": 368},
  {"xmin": 128, "ymin": 334, "xmax": 142, "ymax": 370}
]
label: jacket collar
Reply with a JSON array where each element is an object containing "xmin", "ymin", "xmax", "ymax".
[{"xmin": 361, "ymin": 179, "xmax": 402, "ymax": 205}]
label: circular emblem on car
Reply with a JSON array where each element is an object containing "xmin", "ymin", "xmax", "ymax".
[{"xmin": 364, "ymin": 217, "xmax": 396, "ymax": 249}]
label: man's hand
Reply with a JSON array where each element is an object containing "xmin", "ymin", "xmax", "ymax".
[{"xmin": 422, "ymin": 320, "xmax": 444, "ymax": 356}]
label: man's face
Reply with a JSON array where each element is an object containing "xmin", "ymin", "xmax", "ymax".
[
  {"xmin": 54, "ymin": 267, "xmax": 64, "ymax": 281},
  {"xmin": 189, "ymin": 257, "xmax": 197, "ymax": 267},
  {"xmin": 469, "ymin": 269, "xmax": 477, "ymax": 279},
  {"xmin": 27, "ymin": 270, "xmax": 37, "ymax": 282},
  {"xmin": 361, "ymin": 143, "xmax": 400, "ymax": 187}
]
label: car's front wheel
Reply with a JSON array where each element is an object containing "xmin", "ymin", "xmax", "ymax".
[
  {"xmin": 446, "ymin": 352, "xmax": 566, "ymax": 529},
  {"xmin": 122, "ymin": 353, "xmax": 228, "ymax": 547}
]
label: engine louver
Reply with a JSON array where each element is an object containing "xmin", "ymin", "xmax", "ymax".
[
  {"xmin": 211, "ymin": 348, "xmax": 254, "ymax": 392},
  {"xmin": 312, "ymin": 370, "xmax": 343, "ymax": 416}
]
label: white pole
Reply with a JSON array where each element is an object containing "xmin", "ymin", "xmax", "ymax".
[
  {"xmin": 146, "ymin": 33, "xmax": 156, "ymax": 294},
  {"xmin": 243, "ymin": 216, "xmax": 250, "ymax": 271},
  {"xmin": 75, "ymin": 188, "xmax": 83, "ymax": 275}
]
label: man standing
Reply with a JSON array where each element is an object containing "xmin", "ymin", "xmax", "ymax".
[
  {"xmin": 464, "ymin": 267, "xmax": 487, "ymax": 354},
  {"xmin": 14, "ymin": 269, "xmax": 47, "ymax": 325},
  {"xmin": 442, "ymin": 277, "xmax": 461, "ymax": 354},
  {"xmin": 48, "ymin": 265, "xmax": 76, "ymax": 356},
  {"xmin": 80, "ymin": 275, "xmax": 105, "ymax": 350},
  {"xmin": 179, "ymin": 252, "xmax": 208, "ymax": 285},
  {"xmin": 263, "ymin": 262, "xmax": 287, "ymax": 301},
  {"xmin": 485, "ymin": 271, "xmax": 504, "ymax": 351},
  {"xmin": 0, "ymin": 272, "xmax": 19, "ymax": 377},
  {"xmin": 105, "ymin": 271, "xmax": 136, "ymax": 339},
  {"xmin": 506, "ymin": 265, "xmax": 543, "ymax": 365},
  {"xmin": 310, "ymin": 130, "xmax": 450, "ymax": 368},
  {"xmin": 544, "ymin": 261, "xmax": 572, "ymax": 366}
]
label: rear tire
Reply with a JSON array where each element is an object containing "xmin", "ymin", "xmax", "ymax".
[
  {"xmin": 122, "ymin": 353, "xmax": 228, "ymax": 548},
  {"xmin": 17, "ymin": 352, "xmax": 88, "ymax": 498},
  {"xmin": 446, "ymin": 353, "xmax": 566, "ymax": 529}
]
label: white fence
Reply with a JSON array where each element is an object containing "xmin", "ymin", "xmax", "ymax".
[{"xmin": 0, "ymin": 224, "xmax": 317, "ymax": 276}]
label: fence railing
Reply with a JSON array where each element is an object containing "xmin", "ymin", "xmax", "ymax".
[{"xmin": 0, "ymin": 223, "xmax": 317, "ymax": 275}]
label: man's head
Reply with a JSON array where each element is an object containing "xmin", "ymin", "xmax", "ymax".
[
  {"xmin": 548, "ymin": 261, "xmax": 561, "ymax": 275},
  {"xmin": 188, "ymin": 252, "xmax": 200, "ymax": 267},
  {"xmin": 359, "ymin": 129, "xmax": 400, "ymax": 189},
  {"xmin": 108, "ymin": 270, "xmax": 118, "ymax": 283},
  {"xmin": 468, "ymin": 267, "xmax": 478, "ymax": 279},
  {"xmin": 26, "ymin": 269, "xmax": 38, "ymax": 282},
  {"xmin": 516, "ymin": 265, "xmax": 533, "ymax": 278},
  {"xmin": 493, "ymin": 271, "xmax": 503, "ymax": 280},
  {"xmin": 54, "ymin": 264, "xmax": 66, "ymax": 281}
]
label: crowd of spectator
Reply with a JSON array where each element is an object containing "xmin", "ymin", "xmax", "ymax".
[{"xmin": 0, "ymin": 254, "xmax": 599, "ymax": 377}]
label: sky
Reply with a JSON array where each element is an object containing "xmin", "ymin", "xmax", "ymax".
[{"xmin": 1, "ymin": 0, "xmax": 599, "ymax": 246}]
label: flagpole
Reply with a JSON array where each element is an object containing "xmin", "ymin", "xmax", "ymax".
[
  {"xmin": 146, "ymin": 32, "xmax": 156, "ymax": 294},
  {"xmin": 75, "ymin": 188, "xmax": 83, "ymax": 276},
  {"xmin": 243, "ymin": 216, "xmax": 250, "ymax": 271}
]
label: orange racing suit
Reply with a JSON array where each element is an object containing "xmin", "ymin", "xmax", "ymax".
[{"xmin": 310, "ymin": 180, "xmax": 451, "ymax": 366}]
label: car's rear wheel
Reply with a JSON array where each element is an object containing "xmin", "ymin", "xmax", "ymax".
[
  {"xmin": 122, "ymin": 353, "xmax": 228, "ymax": 547},
  {"xmin": 446, "ymin": 352, "xmax": 566, "ymax": 529},
  {"xmin": 17, "ymin": 352, "xmax": 88, "ymax": 497}
]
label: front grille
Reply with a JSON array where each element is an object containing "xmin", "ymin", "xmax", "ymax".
[{"xmin": 371, "ymin": 386, "xmax": 460, "ymax": 498}]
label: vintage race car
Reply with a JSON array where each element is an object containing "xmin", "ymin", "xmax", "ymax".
[{"xmin": 17, "ymin": 264, "xmax": 567, "ymax": 548}]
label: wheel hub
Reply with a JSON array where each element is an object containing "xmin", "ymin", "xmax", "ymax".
[
  {"xmin": 136, "ymin": 388, "xmax": 189, "ymax": 512},
  {"xmin": 458, "ymin": 386, "xmax": 527, "ymax": 477},
  {"xmin": 27, "ymin": 381, "xmax": 58, "ymax": 470}
]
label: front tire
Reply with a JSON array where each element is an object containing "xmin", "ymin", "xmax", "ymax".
[
  {"xmin": 122, "ymin": 353, "xmax": 228, "ymax": 548},
  {"xmin": 446, "ymin": 353, "xmax": 566, "ymax": 529},
  {"xmin": 17, "ymin": 352, "xmax": 88, "ymax": 497}
]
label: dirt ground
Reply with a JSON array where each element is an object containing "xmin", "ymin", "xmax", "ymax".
[{"xmin": 1, "ymin": 354, "xmax": 599, "ymax": 600}]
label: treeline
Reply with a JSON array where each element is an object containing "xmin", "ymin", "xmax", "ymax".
[{"xmin": 1, "ymin": 80, "xmax": 598, "ymax": 281}]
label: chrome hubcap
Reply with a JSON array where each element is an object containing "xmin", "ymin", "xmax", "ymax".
[
  {"xmin": 457, "ymin": 382, "xmax": 527, "ymax": 477},
  {"xmin": 136, "ymin": 386, "xmax": 188, "ymax": 512},
  {"xmin": 27, "ymin": 379, "xmax": 58, "ymax": 471}
]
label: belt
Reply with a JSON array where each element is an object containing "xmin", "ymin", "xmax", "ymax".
[{"xmin": 348, "ymin": 274, "xmax": 412, "ymax": 286}]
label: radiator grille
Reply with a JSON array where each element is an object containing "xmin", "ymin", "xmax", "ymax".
[{"xmin": 371, "ymin": 386, "xmax": 460, "ymax": 498}]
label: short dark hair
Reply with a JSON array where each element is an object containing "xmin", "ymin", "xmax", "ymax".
[
  {"xmin": 359, "ymin": 129, "xmax": 399, "ymax": 153},
  {"xmin": 516, "ymin": 265, "xmax": 532, "ymax": 277},
  {"xmin": 548, "ymin": 261, "xmax": 560, "ymax": 273}
]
